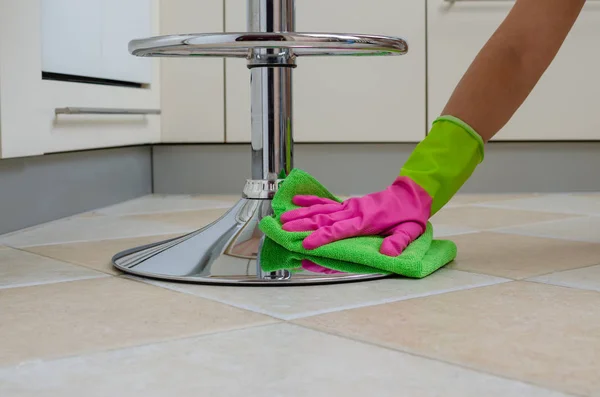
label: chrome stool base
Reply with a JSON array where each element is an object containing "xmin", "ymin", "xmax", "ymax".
[
  {"xmin": 113, "ymin": 0, "xmax": 405, "ymax": 285},
  {"xmin": 113, "ymin": 197, "xmax": 389, "ymax": 285}
]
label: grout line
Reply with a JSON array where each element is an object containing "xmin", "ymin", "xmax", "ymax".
[
  {"xmin": 523, "ymin": 261, "xmax": 600, "ymax": 282},
  {"xmin": 290, "ymin": 322, "xmax": 582, "ymax": 397},
  {"xmin": 490, "ymin": 227, "xmax": 599, "ymax": 244},
  {"xmin": 282, "ymin": 277, "xmax": 511, "ymax": 321},
  {"xmin": 96, "ymin": 204, "xmax": 234, "ymax": 217},
  {"xmin": 126, "ymin": 271, "xmax": 510, "ymax": 322},
  {"xmin": 472, "ymin": 201, "xmax": 599, "ymax": 217},
  {"xmin": 11, "ymin": 246, "xmax": 121, "ymax": 276},
  {"xmin": 0, "ymin": 317, "xmax": 581, "ymax": 396},
  {"xmin": 122, "ymin": 275, "xmax": 285, "ymax": 319},
  {"xmin": 433, "ymin": 229, "xmax": 480, "ymax": 239},
  {"xmin": 0, "ymin": 203, "xmax": 235, "ymax": 248},
  {"xmin": 0, "ymin": 274, "xmax": 109, "ymax": 291},
  {"xmin": 76, "ymin": 195, "xmax": 153, "ymax": 215},
  {"xmin": 485, "ymin": 215, "xmax": 591, "ymax": 231},
  {"xmin": 4, "ymin": 230, "xmax": 195, "ymax": 250},
  {"xmin": 524, "ymin": 278, "xmax": 600, "ymax": 295},
  {"xmin": 3, "ymin": 214, "xmax": 593, "ymax": 250},
  {"xmin": 0, "ymin": 212, "xmax": 100, "ymax": 240},
  {"xmin": 0, "ymin": 322, "xmax": 281, "ymax": 371}
]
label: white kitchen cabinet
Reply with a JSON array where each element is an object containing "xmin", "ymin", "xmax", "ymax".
[
  {"xmin": 159, "ymin": 0, "xmax": 225, "ymax": 143},
  {"xmin": 428, "ymin": 0, "xmax": 600, "ymax": 141},
  {"xmin": 101, "ymin": 0, "xmax": 154, "ymax": 84},
  {"xmin": 225, "ymin": 0, "xmax": 426, "ymax": 143},
  {"xmin": 42, "ymin": 0, "xmax": 153, "ymax": 84},
  {"xmin": 0, "ymin": 0, "xmax": 160, "ymax": 158},
  {"xmin": 41, "ymin": 1, "xmax": 103, "ymax": 82}
]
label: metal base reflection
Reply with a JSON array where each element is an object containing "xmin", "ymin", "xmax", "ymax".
[{"xmin": 112, "ymin": 198, "xmax": 389, "ymax": 286}]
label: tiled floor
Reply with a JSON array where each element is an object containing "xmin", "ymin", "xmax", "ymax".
[{"xmin": 1, "ymin": 193, "xmax": 600, "ymax": 396}]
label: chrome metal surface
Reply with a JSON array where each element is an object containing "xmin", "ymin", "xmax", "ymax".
[
  {"xmin": 128, "ymin": 33, "xmax": 408, "ymax": 58},
  {"xmin": 112, "ymin": 198, "xmax": 388, "ymax": 285},
  {"xmin": 114, "ymin": 0, "xmax": 395, "ymax": 285},
  {"xmin": 248, "ymin": 48, "xmax": 296, "ymax": 68},
  {"xmin": 249, "ymin": 0, "xmax": 294, "ymax": 182},
  {"xmin": 248, "ymin": 0, "xmax": 295, "ymax": 32},
  {"xmin": 247, "ymin": 0, "xmax": 297, "ymax": 68},
  {"xmin": 243, "ymin": 179, "xmax": 285, "ymax": 199},
  {"xmin": 55, "ymin": 107, "xmax": 161, "ymax": 115},
  {"xmin": 251, "ymin": 66, "xmax": 294, "ymax": 181}
]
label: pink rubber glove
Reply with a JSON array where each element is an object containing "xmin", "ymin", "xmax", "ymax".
[
  {"xmin": 301, "ymin": 260, "xmax": 344, "ymax": 275},
  {"xmin": 281, "ymin": 177, "xmax": 432, "ymax": 256}
]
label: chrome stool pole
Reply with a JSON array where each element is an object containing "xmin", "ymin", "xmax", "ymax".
[
  {"xmin": 112, "ymin": 0, "xmax": 408, "ymax": 285},
  {"xmin": 249, "ymin": 0, "xmax": 295, "ymax": 184}
]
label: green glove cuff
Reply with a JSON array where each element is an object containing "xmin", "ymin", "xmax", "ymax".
[
  {"xmin": 400, "ymin": 115, "xmax": 485, "ymax": 215},
  {"xmin": 434, "ymin": 115, "xmax": 485, "ymax": 161}
]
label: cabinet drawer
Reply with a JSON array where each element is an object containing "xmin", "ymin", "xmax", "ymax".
[
  {"xmin": 0, "ymin": 0, "xmax": 160, "ymax": 158},
  {"xmin": 44, "ymin": 81, "xmax": 161, "ymax": 153},
  {"xmin": 41, "ymin": 0, "xmax": 153, "ymax": 85},
  {"xmin": 428, "ymin": 0, "xmax": 600, "ymax": 141},
  {"xmin": 225, "ymin": 0, "xmax": 426, "ymax": 143}
]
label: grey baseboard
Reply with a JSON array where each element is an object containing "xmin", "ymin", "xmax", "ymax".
[
  {"xmin": 0, "ymin": 147, "xmax": 152, "ymax": 235},
  {"xmin": 2, "ymin": 141, "xmax": 598, "ymax": 235},
  {"xmin": 152, "ymin": 142, "xmax": 600, "ymax": 195}
]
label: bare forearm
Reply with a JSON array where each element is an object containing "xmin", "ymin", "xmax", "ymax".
[{"xmin": 442, "ymin": 0, "xmax": 586, "ymax": 142}]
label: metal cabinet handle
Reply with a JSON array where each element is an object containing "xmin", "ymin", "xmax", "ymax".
[{"xmin": 55, "ymin": 107, "xmax": 161, "ymax": 115}]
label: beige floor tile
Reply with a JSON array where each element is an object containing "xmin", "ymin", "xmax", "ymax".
[
  {"xmin": 72, "ymin": 211, "xmax": 103, "ymax": 219},
  {"xmin": 432, "ymin": 223, "xmax": 479, "ymax": 238},
  {"xmin": 0, "ymin": 216, "xmax": 195, "ymax": 248},
  {"xmin": 497, "ymin": 216, "xmax": 600, "ymax": 243},
  {"xmin": 96, "ymin": 195, "xmax": 233, "ymax": 216},
  {"xmin": 0, "ymin": 324, "xmax": 568, "ymax": 397},
  {"xmin": 447, "ymin": 193, "xmax": 540, "ymax": 206},
  {"xmin": 191, "ymin": 194, "xmax": 239, "ymax": 204},
  {"xmin": 529, "ymin": 264, "xmax": 600, "ymax": 292},
  {"xmin": 0, "ymin": 248, "xmax": 105, "ymax": 289},
  {"xmin": 143, "ymin": 269, "xmax": 508, "ymax": 320},
  {"xmin": 23, "ymin": 234, "xmax": 182, "ymax": 275},
  {"xmin": 431, "ymin": 206, "xmax": 574, "ymax": 230},
  {"xmin": 297, "ymin": 281, "xmax": 600, "ymax": 396},
  {"xmin": 478, "ymin": 194, "xmax": 600, "ymax": 216},
  {"xmin": 447, "ymin": 232, "xmax": 600, "ymax": 279},
  {"xmin": 0, "ymin": 277, "xmax": 274, "ymax": 366},
  {"xmin": 571, "ymin": 193, "xmax": 600, "ymax": 200},
  {"xmin": 125, "ymin": 208, "xmax": 229, "ymax": 229}
]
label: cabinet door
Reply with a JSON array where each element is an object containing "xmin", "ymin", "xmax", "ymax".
[
  {"xmin": 428, "ymin": 0, "xmax": 600, "ymax": 141},
  {"xmin": 101, "ymin": 0, "xmax": 153, "ymax": 84},
  {"xmin": 41, "ymin": 0, "xmax": 103, "ymax": 80},
  {"xmin": 0, "ymin": 0, "xmax": 160, "ymax": 158},
  {"xmin": 0, "ymin": 0, "xmax": 46, "ymax": 157},
  {"xmin": 41, "ymin": 0, "xmax": 153, "ymax": 84},
  {"xmin": 159, "ymin": 0, "xmax": 225, "ymax": 143},
  {"xmin": 225, "ymin": 0, "xmax": 426, "ymax": 143}
]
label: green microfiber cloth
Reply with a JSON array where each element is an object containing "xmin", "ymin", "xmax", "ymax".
[
  {"xmin": 258, "ymin": 169, "xmax": 457, "ymax": 278},
  {"xmin": 260, "ymin": 237, "xmax": 386, "ymax": 274}
]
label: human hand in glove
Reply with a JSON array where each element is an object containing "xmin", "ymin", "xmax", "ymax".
[
  {"xmin": 281, "ymin": 115, "xmax": 485, "ymax": 256},
  {"xmin": 301, "ymin": 260, "xmax": 344, "ymax": 275},
  {"xmin": 281, "ymin": 177, "xmax": 431, "ymax": 256}
]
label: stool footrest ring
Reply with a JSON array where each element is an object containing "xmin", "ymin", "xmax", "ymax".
[{"xmin": 129, "ymin": 32, "xmax": 408, "ymax": 58}]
